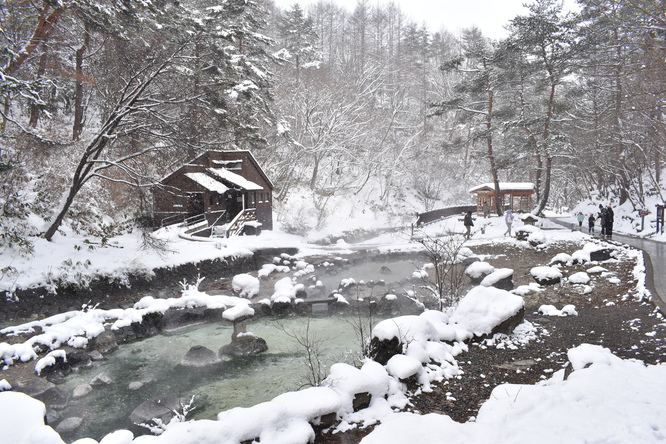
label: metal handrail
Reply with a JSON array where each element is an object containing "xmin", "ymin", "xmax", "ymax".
[{"xmin": 226, "ymin": 208, "xmax": 257, "ymax": 238}]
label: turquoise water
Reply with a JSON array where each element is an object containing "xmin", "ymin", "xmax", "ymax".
[{"xmin": 56, "ymin": 316, "xmax": 367, "ymax": 441}]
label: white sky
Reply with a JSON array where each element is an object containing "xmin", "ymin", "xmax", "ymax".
[{"xmin": 271, "ymin": 0, "xmax": 580, "ymax": 40}]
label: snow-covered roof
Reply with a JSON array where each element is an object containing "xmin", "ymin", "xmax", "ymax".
[
  {"xmin": 208, "ymin": 168, "xmax": 263, "ymax": 191},
  {"xmin": 213, "ymin": 159, "xmax": 242, "ymax": 169},
  {"xmin": 184, "ymin": 172, "xmax": 230, "ymax": 194},
  {"xmin": 469, "ymin": 182, "xmax": 535, "ymax": 193}
]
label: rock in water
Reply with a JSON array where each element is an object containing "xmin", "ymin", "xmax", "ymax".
[
  {"xmin": 130, "ymin": 393, "xmax": 182, "ymax": 425},
  {"xmin": 72, "ymin": 384, "xmax": 93, "ymax": 399},
  {"xmin": 56, "ymin": 417, "xmax": 83, "ymax": 434},
  {"xmin": 180, "ymin": 345, "xmax": 220, "ymax": 367},
  {"xmin": 220, "ymin": 333, "xmax": 268, "ymax": 357}
]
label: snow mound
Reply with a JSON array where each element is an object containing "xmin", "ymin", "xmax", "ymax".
[
  {"xmin": 372, "ymin": 316, "xmax": 439, "ymax": 346},
  {"xmin": 568, "ymin": 272, "xmax": 590, "ymax": 285},
  {"xmin": 232, "ymin": 273, "xmax": 260, "ymax": 298},
  {"xmin": 465, "ymin": 261, "xmax": 495, "ymax": 279},
  {"xmin": 449, "ymin": 286, "xmax": 524, "ymax": 337}
]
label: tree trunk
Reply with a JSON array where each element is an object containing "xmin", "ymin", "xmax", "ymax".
[
  {"xmin": 72, "ymin": 24, "xmax": 90, "ymax": 141},
  {"xmin": 29, "ymin": 48, "xmax": 48, "ymax": 128},
  {"xmin": 3, "ymin": 5, "xmax": 65, "ymax": 76}
]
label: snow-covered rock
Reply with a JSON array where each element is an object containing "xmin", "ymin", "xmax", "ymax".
[
  {"xmin": 530, "ymin": 266, "xmax": 563, "ymax": 285},
  {"xmin": 450, "ymin": 286, "xmax": 525, "ymax": 338},
  {"xmin": 231, "ymin": 273, "xmax": 260, "ymax": 298}
]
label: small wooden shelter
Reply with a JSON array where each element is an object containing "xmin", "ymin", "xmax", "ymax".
[
  {"xmin": 469, "ymin": 182, "xmax": 535, "ymax": 215},
  {"xmin": 153, "ymin": 151, "xmax": 273, "ymax": 236}
]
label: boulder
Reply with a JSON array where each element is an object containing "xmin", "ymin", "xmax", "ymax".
[
  {"xmin": 72, "ymin": 384, "xmax": 93, "ymax": 399},
  {"xmin": 162, "ymin": 308, "xmax": 207, "ymax": 331},
  {"xmin": 490, "ymin": 306, "xmax": 525, "ymax": 336},
  {"xmin": 129, "ymin": 393, "xmax": 182, "ymax": 425},
  {"xmin": 368, "ymin": 336, "xmax": 402, "ymax": 365},
  {"xmin": 67, "ymin": 351, "xmax": 92, "ymax": 370},
  {"xmin": 219, "ymin": 334, "xmax": 268, "ymax": 357},
  {"xmin": 90, "ymin": 372, "xmax": 113, "ymax": 387},
  {"xmin": 271, "ymin": 300, "xmax": 294, "ymax": 317},
  {"xmin": 590, "ymin": 248, "xmax": 615, "ymax": 262},
  {"xmin": 480, "ymin": 268, "xmax": 514, "ymax": 291},
  {"xmin": 91, "ymin": 330, "xmax": 118, "ymax": 354},
  {"xmin": 55, "ymin": 416, "xmax": 83, "ymax": 434},
  {"xmin": 89, "ymin": 350, "xmax": 104, "ymax": 361},
  {"xmin": 180, "ymin": 345, "xmax": 220, "ymax": 367},
  {"xmin": 14, "ymin": 377, "xmax": 55, "ymax": 397},
  {"xmin": 128, "ymin": 381, "xmax": 144, "ymax": 391},
  {"xmin": 375, "ymin": 293, "xmax": 424, "ymax": 316},
  {"xmin": 530, "ymin": 266, "xmax": 563, "ymax": 286},
  {"xmin": 34, "ymin": 386, "xmax": 69, "ymax": 410}
]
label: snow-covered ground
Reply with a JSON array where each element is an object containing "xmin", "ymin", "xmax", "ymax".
[{"xmin": 1, "ymin": 197, "xmax": 665, "ymax": 444}]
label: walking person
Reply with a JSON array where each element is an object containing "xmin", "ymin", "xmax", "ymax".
[
  {"xmin": 605, "ymin": 204, "xmax": 614, "ymax": 239},
  {"xmin": 504, "ymin": 209, "xmax": 514, "ymax": 237},
  {"xmin": 463, "ymin": 210, "xmax": 474, "ymax": 239},
  {"xmin": 588, "ymin": 213, "xmax": 596, "ymax": 234},
  {"xmin": 577, "ymin": 212, "xmax": 584, "ymax": 230}
]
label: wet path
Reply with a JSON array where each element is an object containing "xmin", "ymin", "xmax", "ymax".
[
  {"xmin": 612, "ymin": 233, "xmax": 666, "ymax": 313},
  {"xmin": 550, "ymin": 217, "xmax": 665, "ymax": 313}
]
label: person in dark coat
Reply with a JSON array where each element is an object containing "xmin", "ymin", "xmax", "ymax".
[
  {"xmin": 588, "ymin": 213, "xmax": 596, "ymax": 234},
  {"xmin": 605, "ymin": 205, "xmax": 614, "ymax": 239},
  {"xmin": 463, "ymin": 210, "xmax": 474, "ymax": 239},
  {"xmin": 598, "ymin": 204, "xmax": 606, "ymax": 236}
]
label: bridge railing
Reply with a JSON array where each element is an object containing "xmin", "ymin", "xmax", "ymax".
[{"xmin": 415, "ymin": 205, "xmax": 477, "ymax": 227}]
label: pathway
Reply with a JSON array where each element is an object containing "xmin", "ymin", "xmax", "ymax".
[
  {"xmin": 551, "ymin": 217, "xmax": 666, "ymax": 313},
  {"xmin": 612, "ymin": 233, "xmax": 666, "ymax": 314}
]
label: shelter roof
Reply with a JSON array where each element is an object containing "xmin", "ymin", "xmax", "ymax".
[
  {"xmin": 469, "ymin": 182, "xmax": 535, "ymax": 193},
  {"xmin": 207, "ymin": 168, "xmax": 263, "ymax": 191},
  {"xmin": 184, "ymin": 172, "xmax": 230, "ymax": 194}
]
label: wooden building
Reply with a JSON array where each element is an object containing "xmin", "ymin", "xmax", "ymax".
[
  {"xmin": 469, "ymin": 182, "xmax": 535, "ymax": 215},
  {"xmin": 153, "ymin": 151, "xmax": 273, "ymax": 236}
]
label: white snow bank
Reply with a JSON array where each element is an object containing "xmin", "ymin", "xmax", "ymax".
[
  {"xmin": 449, "ymin": 286, "xmax": 524, "ymax": 337},
  {"xmin": 361, "ymin": 344, "xmax": 666, "ymax": 444},
  {"xmin": 0, "ymin": 391, "xmax": 65, "ymax": 444}
]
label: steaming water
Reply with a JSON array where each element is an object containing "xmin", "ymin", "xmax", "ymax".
[
  {"xmin": 57, "ymin": 316, "xmax": 366, "ymax": 441},
  {"xmin": 53, "ymin": 254, "xmax": 428, "ymax": 441}
]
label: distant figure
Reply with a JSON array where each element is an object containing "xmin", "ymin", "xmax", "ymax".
[
  {"xmin": 588, "ymin": 213, "xmax": 596, "ymax": 234},
  {"xmin": 598, "ymin": 204, "xmax": 606, "ymax": 236},
  {"xmin": 482, "ymin": 201, "xmax": 490, "ymax": 218},
  {"xmin": 504, "ymin": 209, "xmax": 514, "ymax": 237},
  {"xmin": 605, "ymin": 204, "xmax": 614, "ymax": 239},
  {"xmin": 577, "ymin": 212, "xmax": 584, "ymax": 230},
  {"xmin": 463, "ymin": 210, "xmax": 474, "ymax": 239}
]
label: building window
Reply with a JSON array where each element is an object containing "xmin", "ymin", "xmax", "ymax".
[
  {"xmin": 250, "ymin": 192, "xmax": 256, "ymax": 206},
  {"xmin": 174, "ymin": 194, "xmax": 184, "ymax": 207}
]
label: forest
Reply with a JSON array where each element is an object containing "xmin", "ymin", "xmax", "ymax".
[{"xmin": 0, "ymin": 0, "xmax": 664, "ymax": 253}]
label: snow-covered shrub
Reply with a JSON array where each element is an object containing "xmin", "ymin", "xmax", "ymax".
[{"xmin": 0, "ymin": 149, "xmax": 35, "ymax": 255}]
